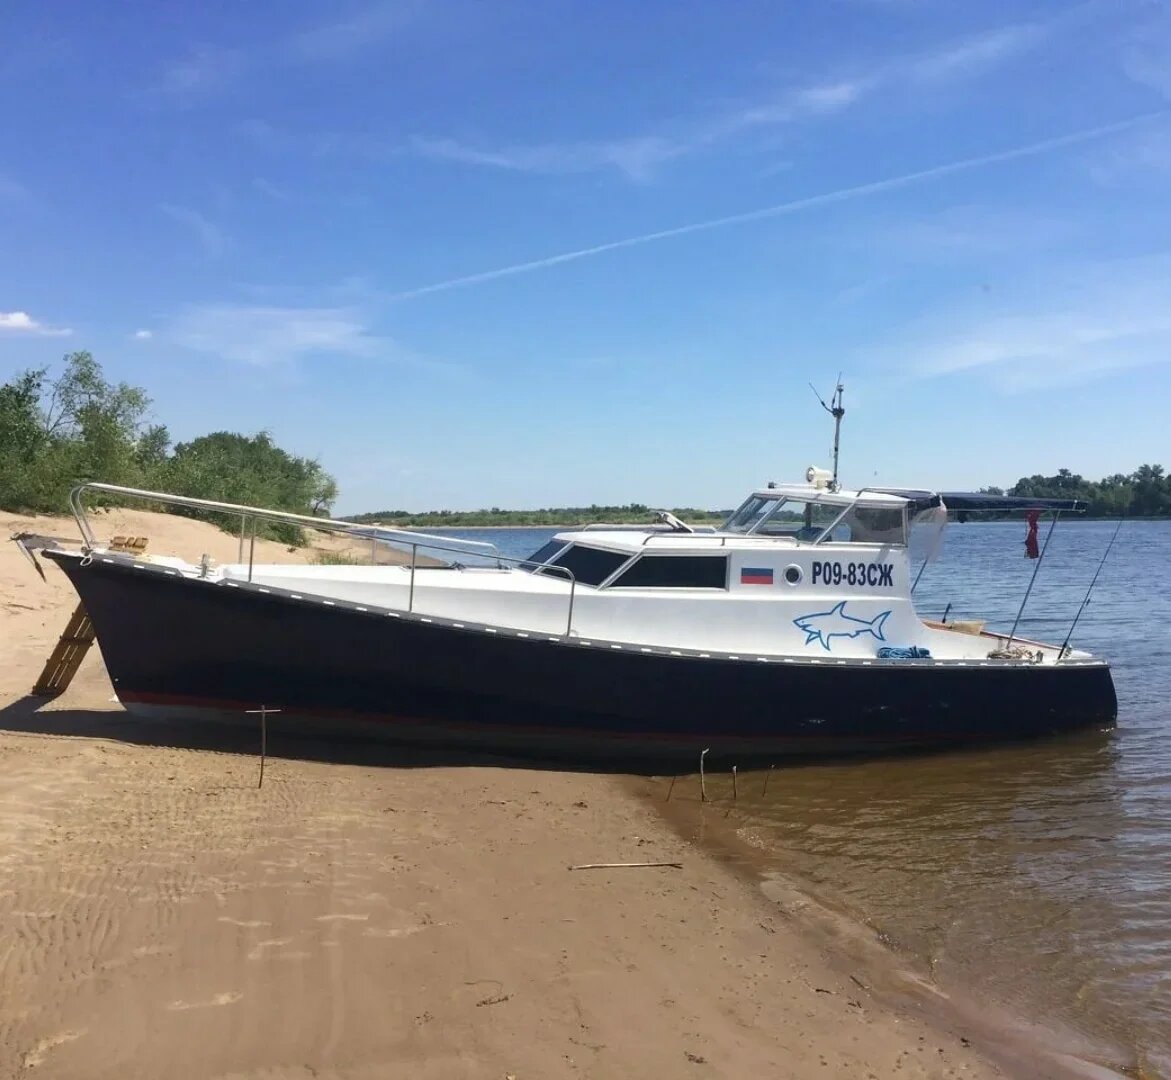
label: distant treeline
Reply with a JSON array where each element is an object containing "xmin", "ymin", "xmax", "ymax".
[
  {"xmin": 988, "ymin": 466, "xmax": 1169, "ymax": 518},
  {"xmin": 4, "ymin": 354, "xmax": 1165, "ymax": 536},
  {"xmin": 0, "ymin": 352, "xmax": 337, "ymax": 543},
  {"xmin": 359, "ymin": 467, "xmax": 1171, "ymax": 526},
  {"xmin": 352, "ymin": 468, "xmax": 1170, "ymax": 526},
  {"xmin": 346, "ymin": 505, "xmax": 732, "ymax": 527}
]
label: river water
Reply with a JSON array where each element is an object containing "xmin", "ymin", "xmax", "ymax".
[{"xmin": 435, "ymin": 521, "xmax": 1171, "ymax": 1074}]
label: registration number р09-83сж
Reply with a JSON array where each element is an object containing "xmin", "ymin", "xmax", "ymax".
[{"xmin": 812, "ymin": 561, "xmax": 894, "ymax": 587}]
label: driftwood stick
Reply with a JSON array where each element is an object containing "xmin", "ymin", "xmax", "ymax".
[
  {"xmin": 699, "ymin": 747, "xmax": 710, "ymax": 802},
  {"xmin": 245, "ymin": 706, "xmax": 281, "ymax": 789},
  {"xmin": 569, "ymin": 861, "xmax": 684, "ymax": 871},
  {"xmin": 666, "ymin": 775, "xmax": 678, "ymax": 802},
  {"xmin": 732, "ymin": 765, "xmax": 738, "ymax": 801}
]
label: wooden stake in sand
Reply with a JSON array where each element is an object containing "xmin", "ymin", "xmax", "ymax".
[
  {"xmin": 732, "ymin": 765, "xmax": 738, "ymax": 801},
  {"xmin": 569, "ymin": 862, "xmax": 683, "ymax": 871},
  {"xmin": 762, "ymin": 764, "xmax": 775, "ymax": 797},
  {"xmin": 699, "ymin": 747, "xmax": 710, "ymax": 802},
  {"xmin": 245, "ymin": 706, "xmax": 281, "ymax": 788}
]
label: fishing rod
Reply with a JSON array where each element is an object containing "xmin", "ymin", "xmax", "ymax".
[
  {"xmin": 1005, "ymin": 511, "xmax": 1061, "ymax": 650},
  {"xmin": 1059, "ymin": 519, "xmax": 1124, "ymax": 657}
]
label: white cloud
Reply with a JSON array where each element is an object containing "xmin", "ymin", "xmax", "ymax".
[
  {"xmin": 907, "ymin": 22, "xmax": 1045, "ymax": 82},
  {"xmin": 862, "ymin": 203, "xmax": 1078, "ymax": 260},
  {"xmin": 1087, "ymin": 123, "xmax": 1171, "ymax": 182},
  {"xmin": 170, "ymin": 304, "xmax": 377, "ymax": 366},
  {"xmin": 167, "ymin": 304, "xmax": 391, "ymax": 367},
  {"xmin": 157, "ymin": 46, "xmax": 245, "ymax": 99},
  {"xmin": 156, "ymin": 2, "xmax": 421, "ymax": 99},
  {"xmin": 166, "ymin": 302, "xmax": 466, "ymax": 379},
  {"xmin": 791, "ymin": 81, "xmax": 864, "ymax": 112},
  {"xmin": 715, "ymin": 80, "xmax": 867, "ymax": 136},
  {"xmin": 387, "ymin": 115, "xmax": 1156, "ymax": 301},
  {"xmin": 133, "ymin": 329, "xmax": 153, "ymax": 340},
  {"xmin": 410, "ymin": 78, "xmax": 867, "ymax": 181},
  {"xmin": 885, "ymin": 255, "xmax": 1171, "ymax": 391},
  {"xmin": 160, "ymin": 204, "xmax": 229, "ymax": 257},
  {"xmin": 407, "ymin": 19, "xmax": 1054, "ymax": 181},
  {"xmin": 409, "ymin": 133, "xmax": 688, "ymax": 182},
  {"xmin": 1124, "ymin": 7, "xmax": 1171, "ymax": 99},
  {"xmin": 283, "ymin": 1, "xmax": 419, "ymax": 63},
  {"xmin": 252, "ymin": 177, "xmax": 292, "ymax": 201},
  {"xmin": 0, "ymin": 310, "xmax": 72, "ymax": 337}
]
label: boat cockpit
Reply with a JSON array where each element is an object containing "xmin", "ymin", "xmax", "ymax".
[
  {"xmin": 721, "ymin": 487, "xmax": 908, "ymax": 545},
  {"xmin": 512, "ymin": 483, "xmax": 915, "ymax": 592}
]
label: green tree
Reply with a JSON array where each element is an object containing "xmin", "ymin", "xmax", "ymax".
[
  {"xmin": 135, "ymin": 423, "xmax": 171, "ymax": 474},
  {"xmin": 162, "ymin": 431, "xmax": 337, "ymax": 543},
  {"xmin": 0, "ymin": 354, "xmax": 338, "ymax": 535},
  {"xmin": 1131, "ymin": 464, "xmax": 1168, "ymax": 517},
  {"xmin": 0, "ymin": 368, "xmax": 49, "ymax": 508},
  {"xmin": 0, "ymin": 352, "xmax": 151, "ymax": 511}
]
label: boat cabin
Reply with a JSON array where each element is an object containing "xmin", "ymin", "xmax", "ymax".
[
  {"xmin": 521, "ymin": 483, "xmax": 912, "ymax": 595},
  {"xmin": 212, "ymin": 477, "xmax": 1068, "ymax": 662},
  {"xmin": 50, "ymin": 473, "xmax": 1094, "ymax": 671}
]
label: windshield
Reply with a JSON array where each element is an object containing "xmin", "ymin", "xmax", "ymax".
[
  {"xmin": 757, "ymin": 498, "xmax": 844, "ymax": 539},
  {"xmin": 723, "ymin": 496, "xmax": 906, "ymax": 544},
  {"xmin": 722, "ymin": 495, "xmax": 774, "ymax": 533},
  {"xmin": 724, "ymin": 496, "xmax": 842, "ymax": 538}
]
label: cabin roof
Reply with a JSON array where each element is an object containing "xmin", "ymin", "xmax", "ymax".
[
  {"xmin": 750, "ymin": 483, "xmax": 909, "ymax": 506},
  {"xmin": 556, "ymin": 530, "xmax": 791, "ymax": 551}
]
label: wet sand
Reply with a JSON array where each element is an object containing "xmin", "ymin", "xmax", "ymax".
[{"xmin": 0, "ymin": 508, "xmax": 1076, "ymax": 1078}]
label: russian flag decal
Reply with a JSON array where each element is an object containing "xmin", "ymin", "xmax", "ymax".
[{"xmin": 740, "ymin": 567, "xmax": 774, "ymax": 585}]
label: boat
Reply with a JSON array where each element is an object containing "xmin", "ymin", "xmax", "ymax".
[{"xmin": 28, "ymin": 448, "xmax": 1117, "ymax": 763}]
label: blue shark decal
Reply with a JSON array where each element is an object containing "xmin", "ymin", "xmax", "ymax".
[{"xmin": 793, "ymin": 601, "xmax": 891, "ymax": 652}]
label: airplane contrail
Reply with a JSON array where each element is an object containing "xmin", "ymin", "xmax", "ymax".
[{"xmin": 386, "ymin": 112, "xmax": 1165, "ymax": 302}]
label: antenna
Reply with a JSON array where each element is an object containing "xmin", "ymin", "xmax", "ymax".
[{"xmin": 808, "ymin": 376, "xmax": 845, "ymax": 491}]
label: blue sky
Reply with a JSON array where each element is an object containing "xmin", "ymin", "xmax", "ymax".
[{"xmin": 2, "ymin": 0, "xmax": 1169, "ymax": 513}]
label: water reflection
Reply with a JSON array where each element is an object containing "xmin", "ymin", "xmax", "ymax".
[
  {"xmin": 710, "ymin": 519, "xmax": 1171, "ymax": 1072},
  {"xmin": 456, "ymin": 520, "xmax": 1171, "ymax": 1070},
  {"xmin": 721, "ymin": 730, "xmax": 1125, "ymax": 1015}
]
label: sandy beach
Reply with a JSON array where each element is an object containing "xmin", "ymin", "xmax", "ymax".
[{"xmin": 1, "ymin": 509, "xmax": 1077, "ymax": 1078}]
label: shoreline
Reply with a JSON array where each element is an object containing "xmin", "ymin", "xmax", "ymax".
[
  {"xmin": 0, "ymin": 690, "xmax": 1008, "ymax": 1079},
  {"xmin": 0, "ymin": 691, "xmax": 1123, "ymax": 1079},
  {"xmin": 632, "ymin": 774, "xmax": 1138, "ymax": 1080},
  {"xmin": 0, "ymin": 506, "xmax": 1131, "ymax": 1077}
]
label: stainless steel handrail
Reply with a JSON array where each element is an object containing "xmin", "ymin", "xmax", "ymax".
[
  {"xmin": 640, "ymin": 532, "xmax": 732, "ymax": 547},
  {"xmin": 67, "ymin": 482, "xmax": 582, "ymax": 635},
  {"xmin": 580, "ymin": 522, "xmax": 719, "ymax": 533},
  {"xmin": 68, "ymin": 483, "xmax": 499, "ymax": 557}
]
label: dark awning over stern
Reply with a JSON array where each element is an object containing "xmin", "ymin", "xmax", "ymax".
[{"xmin": 874, "ymin": 489, "xmax": 1087, "ymax": 515}]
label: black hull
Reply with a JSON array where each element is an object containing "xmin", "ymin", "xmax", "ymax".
[{"xmin": 45, "ymin": 552, "xmax": 1118, "ymax": 764}]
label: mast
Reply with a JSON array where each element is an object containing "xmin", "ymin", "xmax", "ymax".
[{"xmin": 810, "ymin": 378, "xmax": 845, "ymax": 492}]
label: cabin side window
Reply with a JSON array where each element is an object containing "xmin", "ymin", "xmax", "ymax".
[
  {"xmin": 609, "ymin": 555, "xmax": 729, "ymax": 589},
  {"xmin": 537, "ymin": 544, "xmax": 629, "ymax": 586},
  {"xmin": 520, "ymin": 540, "xmax": 568, "ymax": 570},
  {"xmin": 830, "ymin": 506, "xmax": 906, "ymax": 545}
]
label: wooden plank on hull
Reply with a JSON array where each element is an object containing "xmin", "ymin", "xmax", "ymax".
[
  {"xmin": 31, "ymin": 534, "xmax": 149, "ymax": 696},
  {"xmin": 32, "ymin": 603, "xmax": 96, "ymax": 696}
]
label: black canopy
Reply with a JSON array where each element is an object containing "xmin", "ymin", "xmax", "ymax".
[{"xmin": 873, "ymin": 489, "xmax": 1087, "ymax": 514}]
